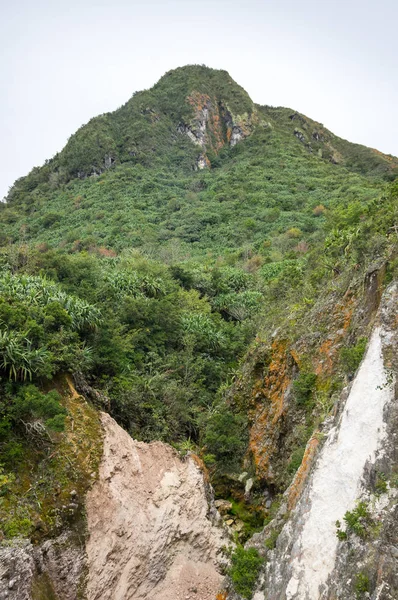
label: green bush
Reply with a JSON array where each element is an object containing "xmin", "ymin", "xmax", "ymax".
[
  {"xmin": 355, "ymin": 573, "xmax": 370, "ymax": 598},
  {"xmin": 264, "ymin": 527, "xmax": 281, "ymax": 550},
  {"xmin": 3, "ymin": 516, "xmax": 33, "ymax": 538},
  {"xmin": 343, "ymin": 501, "xmax": 373, "ymax": 539},
  {"xmin": 340, "ymin": 338, "xmax": 367, "ymax": 374},
  {"xmin": 11, "ymin": 385, "xmax": 67, "ymax": 431},
  {"xmin": 287, "ymin": 446, "xmax": 306, "ymax": 474},
  {"xmin": 203, "ymin": 404, "xmax": 248, "ymax": 473},
  {"xmin": 293, "ymin": 372, "xmax": 317, "ymax": 406},
  {"xmin": 229, "ymin": 546, "xmax": 264, "ymax": 599}
]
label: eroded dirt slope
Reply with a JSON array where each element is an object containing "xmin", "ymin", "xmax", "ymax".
[{"xmin": 86, "ymin": 412, "xmax": 228, "ymax": 600}]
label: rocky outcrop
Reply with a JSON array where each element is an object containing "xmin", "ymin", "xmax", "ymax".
[
  {"xmin": 177, "ymin": 91, "xmax": 256, "ymax": 166},
  {"xmin": 0, "ymin": 413, "xmax": 228, "ymax": 600},
  {"xmin": 0, "ymin": 542, "xmax": 36, "ymax": 600},
  {"xmin": 85, "ymin": 412, "xmax": 228, "ymax": 600},
  {"xmin": 0, "ymin": 532, "xmax": 86, "ymax": 600},
  {"xmin": 244, "ymin": 284, "xmax": 398, "ymax": 600}
]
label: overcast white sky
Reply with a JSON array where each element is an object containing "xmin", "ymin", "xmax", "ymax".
[{"xmin": 1, "ymin": 0, "xmax": 397, "ymax": 200}]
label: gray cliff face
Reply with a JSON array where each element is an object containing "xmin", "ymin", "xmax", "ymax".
[
  {"xmin": 236, "ymin": 284, "xmax": 398, "ymax": 600},
  {"xmin": 0, "ymin": 532, "xmax": 86, "ymax": 600}
]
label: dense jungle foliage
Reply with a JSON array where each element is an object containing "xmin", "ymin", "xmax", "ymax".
[{"xmin": 1, "ymin": 65, "xmax": 397, "ymax": 541}]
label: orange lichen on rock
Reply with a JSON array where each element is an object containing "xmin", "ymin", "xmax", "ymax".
[
  {"xmin": 210, "ymin": 111, "xmax": 225, "ymax": 150},
  {"xmin": 288, "ymin": 435, "xmax": 320, "ymax": 510},
  {"xmin": 315, "ymin": 339, "xmax": 334, "ymax": 377},
  {"xmin": 216, "ymin": 592, "xmax": 227, "ymax": 600},
  {"xmin": 314, "ymin": 298, "xmax": 354, "ymax": 378},
  {"xmin": 187, "ymin": 91, "xmax": 211, "ymax": 111},
  {"xmin": 186, "ymin": 91, "xmax": 228, "ymax": 158},
  {"xmin": 249, "ymin": 340, "xmax": 292, "ymax": 482},
  {"xmin": 290, "ymin": 348, "xmax": 300, "ymax": 367},
  {"xmin": 190, "ymin": 453, "xmax": 210, "ymax": 483},
  {"xmin": 371, "ymin": 148, "xmax": 398, "ymax": 167}
]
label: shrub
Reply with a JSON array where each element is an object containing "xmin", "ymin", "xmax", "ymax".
[
  {"xmin": 203, "ymin": 405, "xmax": 247, "ymax": 473},
  {"xmin": 288, "ymin": 446, "xmax": 306, "ymax": 473},
  {"xmin": 265, "ymin": 527, "xmax": 281, "ymax": 550},
  {"xmin": 340, "ymin": 337, "xmax": 367, "ymax": 374},
  {"xmin": 355, "ymin": 573, "xmax": 370, "ymax": 598},
  {"xmin": 343, "ymin": 501, "xmax": 373, "ymax": 539},
  {"xmin": 228, "ymin": 546, "xmax": 264, "ymax": 599},
  {"xmin": 11, "ymin": 385, "xmax": 67, "ymax": 431},
  {"xmin": 286, "ymin": 227, "xmax": 302, "ymax": 239},
  {"xmin": 3, "ymin": 516, "xmax": 33, "ymax": 538},
  {"xmin": 375, "ymin": 473, "xmax": 388, "ymax": 495},
  {"xmin": 313, "ymin": 204, "xmax": 326, "ymax": 217},
  {"xmin": 293, "ymin": 372, "xmax": 317, "ymax": 406}
]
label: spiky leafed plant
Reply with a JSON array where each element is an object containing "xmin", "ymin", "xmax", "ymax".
[
  {"xmin": 104, "ymin": 270, "xmax": 166, "ymax": 299},
  {"xmin": 181, "ymin": 312, "xmax": 225, "ymax": 350},
  {"xmin": 0, "ymin": 272, "xmax": 101, "ymax": 330},
  {"xmin": 0, "ymin": 328, "xmax": 50, "ymax": 381}
]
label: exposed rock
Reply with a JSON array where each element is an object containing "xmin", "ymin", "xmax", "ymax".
[
  {"xmin": 245, "ymin": 478, "xmax": 254, "ymax": 495},
  {"xmin": 0, "ymin": 412, "xmax": 229, "ymax": 600},
  {"xmin": 0, "ymin": 541, "xmax": 35, "ymax": 600},
  {"xmin": 293, "ymin": 128, "xmax": 306, "ymax": 143},
  {"xmin": 245, "ymin": 284, "xmax": 398, "ymax": 599},
  {"xmin": 177, "ymin": 91, "xmax": 256, "ymax": 168},
  {"xmin": 232, "ymin": 520, "xmax": 245, "ymax": 533},
  {"xmin": 214, "ymin": 500, "xmax": 233, "ymax": 515},
  {"xmin": 85, "ymin": 412, "xmax": 229, "ymax": 600},
  {"xmin": 229, "ymin": 125, "xmax": 245, "ymax": 147},
  {"xmin": 104, "ymin": 154, "xmax": 115, "ymax": 169},
  {"xmin": 0, "ymin": 532, "xmax": 86, "ymax": 600},
  {"xmin": 195, "ymin": 154, "xmax": 209, "ymax": 170},
  {"xmin": 37, "ymin": 532, "xmax": 86, "ymax": 600},
  {"xmin": 72, "ymin": 372, "xmax": 110, "ymax": 410}
]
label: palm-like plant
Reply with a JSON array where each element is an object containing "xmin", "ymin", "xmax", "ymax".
[
  {"xmin": 0, "ymin": 272, "xmax": 101, "ymax": 330},
  {"xmin": 0, "ymin": 328, "xmax": 50, "ymax": 381},
  {"xmin": 105, "ymin": 270, "xmax": 166, "ymax": 298},
  {"xmin": 181, "ymin": 312, "xmax": 225, "ymax": 349}
]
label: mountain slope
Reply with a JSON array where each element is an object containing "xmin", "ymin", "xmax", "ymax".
[
  {"xmin": 0, "ymin": 65, "xmax": 398, "ymax": 600},
  {"xmin": 2, "ymin": 65, "xmax": 397, "ymax": 258}
]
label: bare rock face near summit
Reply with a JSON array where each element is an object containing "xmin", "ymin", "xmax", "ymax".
[{"xmin": 85, "ymin": 412, "xmax": 228, "ymax": 600}]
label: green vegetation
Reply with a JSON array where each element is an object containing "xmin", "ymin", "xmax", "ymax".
[
  {"xmin": 228, "ymin": 545, "xmax": 264, "ymax": 599},
  {"xmin": 203, "ymin": 405, "xmax": 248, "ymax": 473},
  {"xmin": 287, "ymin": 446, "xmax": 306, "ymax": 474},
  {"xmin": 293, "ymin": 372, "xmax": 317, "ymax": 406},
  {"xmin": 31, "ymin": 572, "xmax": 59, "ymax": 600},
  {"xmin": 228, "ymin": 498, "xmax": 264, "ymax": 540},
  {"xmin": 0, "ymin": 65, "xmax": 397, "ymax": 549},
  {"xmin": 375, "ymin": 473, "xmax": 388, "ymax": 495},
  {"xmin": 340, "ymin": 337, "xmax": 367, "ymax": 374},
  {"xmin": 264, "ymin": 526, "xmax": 282, "ymax": 550},
  {"xmin": 336, "ymin": 501, "xmax": 374, "ymax": 540},
  {"xmin": 0, "ymin": 380, "xmax": 103, "ymax": 540},
  {"xmin": 355, "ymin": 573, "xmax": 370, "ymax": 598}
]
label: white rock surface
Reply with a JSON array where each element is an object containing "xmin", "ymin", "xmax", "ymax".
[
  {"xmin": 284, "ymin": 326, "xmax": 394, "ymax": 599},
  {"xmin": 86, "ymin": 412, "xmax": 228, "ymax": 600}
]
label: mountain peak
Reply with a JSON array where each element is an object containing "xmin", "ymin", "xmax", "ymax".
[{"xmin": 151, "ymin": 63, "xmax": 255, "ymax": 118}]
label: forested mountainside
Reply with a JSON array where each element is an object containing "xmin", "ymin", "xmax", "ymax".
[{"xmin": 1, "ymin": 65, "xmax": 398, "ymax": 600}]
